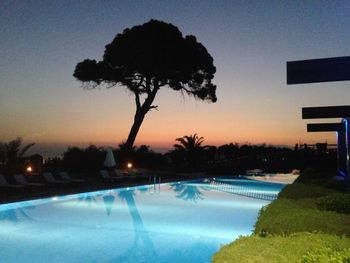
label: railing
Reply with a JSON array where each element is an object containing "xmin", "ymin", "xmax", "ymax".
[{"xmin": 148, "ymin": 175, "xmax": 161, "ymax": 194}]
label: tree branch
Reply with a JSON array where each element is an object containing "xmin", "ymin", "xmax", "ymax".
[
  {"xmin": 82, "ymin": 82, "xmax": 100, "ymax": 90},
  {"xmin": 135, "ymin": 92, "xmax": 141, "ymax": 110},
  {"xmin": 181, "ymin": 86, "xmax": 193, "ymax": 94},
  {"xmin": 148, "ymin": 105, "xmax": 158, "ymax": 111},
  {"xmin": 157, "ymin": 82, "xmax": 166, "ymax": 88},
  {"xmin": 136, "ymin": 76, "xmax": 144, "ymax": 88},
  {"xmin": 105, "ymin": 82, "xmax": 118, "ymax": 89},
  {"xmin": 145, "ymin": 77, "xmax": 151, "ymax": 94}
]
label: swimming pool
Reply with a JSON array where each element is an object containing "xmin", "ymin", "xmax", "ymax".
[{"xmin": 0, "ymin": 177, "xmax": 284, "ymax": 263}]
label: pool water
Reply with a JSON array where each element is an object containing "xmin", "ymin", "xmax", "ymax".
[{"xmin": 0, "ymin": 178, "xmax": 284, "ymax": 263}]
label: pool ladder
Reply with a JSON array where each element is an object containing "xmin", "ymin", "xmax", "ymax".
[{"xmin": 149, "ymin": 175, "xmax": 161, "ymax": 194}]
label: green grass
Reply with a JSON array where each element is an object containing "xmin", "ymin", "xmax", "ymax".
[
  {"xmin": 212, "ymin": 233, "xmax": 350, "ymax": 263},
  {"xmin": 212, "ymin": 178, "xmax": 350, "ymax": 263}
]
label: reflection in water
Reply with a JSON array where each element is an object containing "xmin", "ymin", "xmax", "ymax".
[
  {"xmin": 170, "ymin": 178, "xmax": 280, "ymax": 202},
  {"xmin": 107, "ymin": 189, "xmax": 157, "ymax": 262},
  {"xmin": 0, "ymin": 205, "xmax": 35, "ymax": 222},
  {"xmin": 77, "ymin": 194, "xmax": 98, "ymax": 206},
  {"xmin": 148, "ymin": 182, "xmax": 160, "ymax": 195},
  {"xmin": 138, "ymin": 187, "xmax": 148, "ymax": 193},
  {"xmin": 102, "ymin": 194, "xmax": 115, "ymax": 216},
  {"xmin": 170, "ymin": 183, "xmax": 205, "ymax": 202}
]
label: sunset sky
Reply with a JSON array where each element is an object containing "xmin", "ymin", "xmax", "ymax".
[{"xmin": 1, "ymin": 1, "xmax": 350, "ymax": 156}]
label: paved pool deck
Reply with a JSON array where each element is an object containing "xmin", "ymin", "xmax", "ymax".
[{"xmin": 244, "ymin": 173, "xmax": 299, "ymax": 184}]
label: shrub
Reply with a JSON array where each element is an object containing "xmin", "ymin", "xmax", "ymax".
[
  {"xmin": 212, "ymin": 233, "xmax": 350, "ymax": 263},
  {"xmin": 299, "ymin": 247, "xmax": 350, "ymax": 263},
  {"xmin": 316, "ymin": 194, "xmax": 350, "ymax": 214},
  {"xmin": 254, "ymin": 199, "xmax": 350, "ymax": 236},
  {"xmin": 213, "ymin": 173, "xmax": 350, "ymax": 263},
  {"xmin": 295, "ymin": 168, "xmax": 337, "ymax": 184},
  {"xmin": 278, "ymin": 183, "xmax": 337, "ymax": 199},
  {"xmin": 62, "ymin": 145, "xmax": 105, "ymax": 172}
]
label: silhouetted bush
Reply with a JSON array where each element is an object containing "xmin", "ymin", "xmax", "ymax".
[
  {"xmin": 204, "ymin": 143, "xmax": 303, "ymax": 174},
  {"xmin": 62, "ymin": 145, "xmax": 104, "ymax": 172},
  {"xmin": 113, "ymin": 144, "xmax": 167, "ymax": 170},
  {"xmin": 44, "ymin": 157, "xmax": 63, "ymax": 172},
  {"xmin": 43, "ymin": 141, "xmax": 338, "ymax": 175},
  {"xmin": 295, "ymin": 168, "xmax": 338, "ymax": 184},
  {"xmin": 134, "ymin": 146, "xmax": 167, "ymax": 169}
]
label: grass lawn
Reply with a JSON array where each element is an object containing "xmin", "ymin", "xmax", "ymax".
[{"xmin": 212, "ymin": 171, "xmax": 350, "ymax": 263}]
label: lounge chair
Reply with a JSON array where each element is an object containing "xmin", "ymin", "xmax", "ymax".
[
  {"xmin": 117, "ymin": 167, "xmax": 143, "ymax": 177},
  {"xmin": 42, "ymin": 172, "xmax": 69, "ymax": 184},
  {"xmin": 14, "ymin": 174, "xmax": 44, "ymax": 187},
  {"xmin": 124, "ymin": 168, "xmax": 151, "ymax": 179},
  {"xmin": 0, "ymin": 174, "xmax": 24, "ymax": 188},
  {"xmin": 100, "ymin": 170, "xmax": 123, "ymax": 181},
  {"xmin": 59, "ymin": 172, "xmax": 85, "ymax": 183},
  {"xmin": 131, "ymin": 168, "xmax": 153, "ymax": 178},
  {"xmin": 114, "ymin": 169, "xmax": 139, "ymax": 179},
  {"xmin": 112, "ymin": 169, "xmax": 127, "ymax": 177}
]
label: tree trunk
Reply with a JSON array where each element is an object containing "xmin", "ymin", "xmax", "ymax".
[
  {"xmin": 125, "ymin": 108, "xmax": 147, "ymax": 152},
  {"xmin": 124, "ymin": 83, "xmax": 159, "ymax": 153}
]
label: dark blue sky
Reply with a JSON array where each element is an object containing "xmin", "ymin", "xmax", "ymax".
[{"xmin": 1, "ymin": 1, "xmax": 350, "ymax": 154}]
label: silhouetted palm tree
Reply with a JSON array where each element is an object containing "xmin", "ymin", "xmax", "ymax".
[
  {"xmin": 173, "ymin": 134, "xmax": 207, "ymax": 171},
  {"xmin": 0, "ymin": 137, "xmax": 35, "ymax": 175},
  {"xmin": 174, "ymin": 134, "xmax": 205, "ymax": 152}
]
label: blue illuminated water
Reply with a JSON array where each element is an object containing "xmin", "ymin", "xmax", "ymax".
[{"xmin": 0, "ymin": 178, "xmax": 284, "ymax": 263}]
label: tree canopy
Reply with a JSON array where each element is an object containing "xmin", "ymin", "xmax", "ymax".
[
  {"xmin": 174, "ymin": 133, "xmax": 206, "ymax": 152},
  {"xmin": 0, "ymin": 137, "xmax": 35, "ymax": 175},
  {"xmin": 74, "ymin": 19, "xmax": 217, "ymax": 150}
]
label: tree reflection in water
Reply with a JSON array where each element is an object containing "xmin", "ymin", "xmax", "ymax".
[
  {"xmin": 102, "ymin": 193, "xmax": 116, "ymax": 216},
  {"xmin": 0, "ymin": 205, "xmax": 35, "ymax": 222},
  {"xmin": 169, "ymin": 182, "xmax": 209, "ymax": 202},
  {"xmin": 106, "ymin": 188, "xmax": 157, "ymax": 262},
  {"xmin": 77, "ymin": 194, "xmax": 98, "ymax": 206}
]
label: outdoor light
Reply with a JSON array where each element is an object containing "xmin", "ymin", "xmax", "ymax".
[
  {"xmin": 26, "ymin": 166, "xmax": 32, "ymax": 173},
  {"xmin": 127, "ymin": 162, "xmax": 133, "ymax": 169}
]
